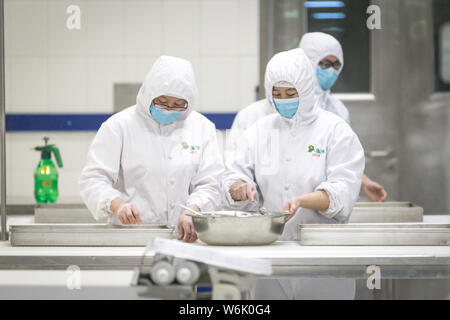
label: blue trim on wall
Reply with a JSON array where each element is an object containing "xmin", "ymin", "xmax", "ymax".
[
  {"xmin": 201, "ymin": 113, "xmax": 236, "ymax": 130},
  {"xmin": 6, "ymin": 114, "xmax": 112, "ymax": 132},
  {"xmin": 6, "ymin": 112, "xmax": 237, "ymax": 131}
]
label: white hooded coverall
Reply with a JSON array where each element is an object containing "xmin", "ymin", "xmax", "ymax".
[
  {"xmin": 79, "ymin": 56, "xmax": 224, "ymax": 227},
  {"xmin": 226, "ymin": 32, "xmax": 350, "ymax": 167},
  {"xmin": 299, "ymin": 32, "xmax": 350, "ymax": 124},
  {"xmin": 221, "ymin": 48, "xmax": 365, "ymax": 241}
]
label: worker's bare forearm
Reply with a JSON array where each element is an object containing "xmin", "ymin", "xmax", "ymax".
[
  {"xmin": 361, "ymin": 173, "xmax": 370, "ymax": 187},
  {"xmin": 298, "ymin": 190, "xmax": 330, "ymax": 211}
]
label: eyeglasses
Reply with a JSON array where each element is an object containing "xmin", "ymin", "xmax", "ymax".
[
  {"xmin": 153, "ymin": 97, "xmax": 188, "ymax": 112},
  {"xmin": 272, "ymin": 87, "xmax": 298, "ymax": 98},
  {"xmin": 318, "ymin": 59, "xmax": 342, "ymax": 71}
]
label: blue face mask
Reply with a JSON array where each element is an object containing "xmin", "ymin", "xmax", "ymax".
[
  {"xmin": 149, "ymin": 103, "xmax": 182, "ymax": 125},
  {"xmin": 273, "ymin": 97, "xmax": 299, "ymax": 119},
  {"xmin": 316, "ymin": 66, "xmax": 339, "ymax": 90}
]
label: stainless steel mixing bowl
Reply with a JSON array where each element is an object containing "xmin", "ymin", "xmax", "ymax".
[{"xmin": 187, "ymin": 211, "xmax": 290, "ymax": 246}]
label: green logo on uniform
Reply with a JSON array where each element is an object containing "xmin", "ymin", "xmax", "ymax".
[
  {"xmin": 181, "ymin": 141, "xmax": 200, "ymax": 154},
  {"xmin": 308, "ymin": 145, "xmax": 325, "ymax": 155}
]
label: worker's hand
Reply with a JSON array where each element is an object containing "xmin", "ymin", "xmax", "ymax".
[
  {"xmin": 178, "ymin": 206, "xmax": 199, "ymax": 243},
  {"xmin": 362, "ymin": 179, "xmax": 387, "ymax": 202},
  {"xmin": 229, "ymin": 181, "xmax": 256, "ymax": 202},
  {"xmin": 282, "ymin": 196, "xmax": 302, "ymax": 221},
  {"xmin": 116, "ymin": 203, "xmax": 142, "ymax": 225}
]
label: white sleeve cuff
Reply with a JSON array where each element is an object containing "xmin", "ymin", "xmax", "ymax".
[
  {"xmin": 314, "ymin": 182, "xmax": 343, "ymax": 219},
  {"xmin": 186, "ymin": 196, "xmax": 213, "ymax": 212},
  {"xmin": 97, "ymin": 191, "xmax": 122, "ymax": 221}
]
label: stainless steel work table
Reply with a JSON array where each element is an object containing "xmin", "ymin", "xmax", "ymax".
[
  {"xmin": 1, "ymin": 214, "xmax": 449, "ymax": 278},
  {"xmin": 0, "ymin": 241, "xmax": 449, "ymax": 279}
]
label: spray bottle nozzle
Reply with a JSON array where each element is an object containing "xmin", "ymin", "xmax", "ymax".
[{"xmin": 32, "ymin": 137, "xmax": 63, "ymax": 168}]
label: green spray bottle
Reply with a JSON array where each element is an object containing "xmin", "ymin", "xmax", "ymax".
[{"xmin": 32, "ymin": 137, "xmax": 63, "ymax": 203}]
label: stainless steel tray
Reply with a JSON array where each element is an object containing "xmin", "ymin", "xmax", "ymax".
[
  {"xmin": 298, "ymin": 223, "xmax": 450, "ymax": 246},
  {"xmin": 349, "ymin": 202, "xmax": 423, "ymax": 223},
  {"xmin": 34, "ymin": 204, "xmax": 105, "ymax": 223},
  {"xmin": 10, "ymin": 224, "xmax": 173, "ymax": 247}
]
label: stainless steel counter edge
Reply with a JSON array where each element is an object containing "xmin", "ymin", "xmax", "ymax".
[
  {"xmin": 0, "ymin": 241, "xmax": 449, "ymax": 277},
  {"xmin": 0, "ymin": 257, "xmax": 448, "ymax": 279}
]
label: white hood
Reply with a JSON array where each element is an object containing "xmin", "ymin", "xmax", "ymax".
[
  {"xmin": 299, "ymin": 32, "xmax": 344, "ymax": 107},
  {"xmin": 136, "ymin": 55, "xmax": 197, "ymax": 122},
  {"xmin": 264, "ymin": 48, "xmax": 318, "ymax": 127},
  {"xmin": 299, "ymin": 32, "xmax": 344, "ymax": 73}
]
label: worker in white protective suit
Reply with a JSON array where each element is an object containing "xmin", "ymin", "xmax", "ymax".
[
  {"xmin": 79, "ymin": 56, "xmax": 224, "ymax": 242},
  {"xmin": 222, "ymin": 48, "xmax": 365, "ymax": 299},
  {"xmin": 299, "ymin": 32, "xmax": 387, "ymax": 202},
  {"xmin": 299, "ymin": 32, "xmax": 349, "ymax": 123},
  {"xmin": 226, "ymin": 32, "xmax": 387, "ymax": 202},
  {"xmin": 222, "ymin": 47, "xmax": 365, "ymax": 237}
]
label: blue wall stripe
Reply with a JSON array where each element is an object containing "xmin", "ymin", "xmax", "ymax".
[
  {"xmin": 6, "ymin": 113, "xmax": 237, "ymax": 131},
  {"xmin": 202, "ymin": 113, "xmax": 236, "ymax": 130},
  {"xmin": 6, "ymin": 114, "xmax": 112, "ymax": 132}
]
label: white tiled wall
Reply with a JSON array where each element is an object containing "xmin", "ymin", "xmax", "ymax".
[{"xmin": 4, "ymin": 0, "xmax": 259, "ymax": 203}]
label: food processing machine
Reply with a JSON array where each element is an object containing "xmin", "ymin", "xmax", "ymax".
[{"xmin": 131, "ymin": 237, "xmax": 272, "ymax": 300}]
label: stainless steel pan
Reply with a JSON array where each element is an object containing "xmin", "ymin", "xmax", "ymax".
[{"xmin": 187, "ymin": 211, "xmax": 290, "ymax": 246}]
